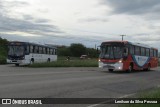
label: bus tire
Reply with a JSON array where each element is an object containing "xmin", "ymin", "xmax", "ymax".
[
  {"xmin": 15, "ymin": 64, "xmax": 19, "ymax": 66},
  {"xmin": 30, "ymin": 59, "xmax": 34, "ymax": 64},
  {"xmin": 109, "ymin": 69, "xmax": 113, "ymax": 72},
  {"xmin": 47, "ymin": 58, "xmax": 50, "ymax": 62},
  {"xmin": 128, "ymin": 63, "xmax": 133, "ymax": 73},
  {"xmin": 147, "ymin": 64, "xmax": 151, "ymax": 71}
]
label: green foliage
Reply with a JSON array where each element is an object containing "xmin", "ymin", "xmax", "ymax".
[
  {"xmin": 70, "ymin": 43, "xmax": 86, "ymax": 57},
  {"xmin": 58, "ymin": 46, "xmax": 71, "ymax": 56},
  {"xmin": 57, "ymin": 43, "xmax": 98, "ymax": 58},
  {"xmin": 29, "ymin": 58, "xmax": 98, "ymax": 67},
  {"xmin": 0, "ymin": 55, "xmax": 7, "ymax": 64},
  {"xmin": 0, "ymin": 37, "xmax": 8, "ymax": 45},
  {"xmin": 0, "ymin": 46, "xmax": 7, "ymax": 56},
  {"xmin": 86, "ymin": 48, "xmax": 98, "ymax": 58},
  {"xmin": 0, "ymin": 37, "xmax": 8, "ymax": 64}
]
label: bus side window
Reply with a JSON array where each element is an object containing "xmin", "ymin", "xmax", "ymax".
[
  {"xmin": 37, "ymin": 46, "xmax": 39, "ymax": 53},
  {"xmin": 150, "ymin": 49, "xmax": 153, "ymax": 57},
  {"xmin": 135, "ymin": 46, "xmax": 140, "ymax": 55},
  {"xmin": 141, "ymin": 48, "xmax": 145, "ymax": 56},
  {"xmin": 54, "ymin": 49, "xmax": 56, "ymax": 55},
  {"xmin": 47, "ymin": 48, "xmax": 50, "ymax": 54},
  {"xmin": 45, "ymin": 48, "xmax": 47, "ymax": 54},
  {"xmin": 50, "ymin": 49, "xmax": 53, "ymax": 55},
  {"xmin": 154, "ymin": 50, "xmax": 157, "ymax": 57},
  {"xmin": 52, "ymin": 49, "xmax": 54, "ymax": 55},
  {"xmin": 33, "ymin": 46, "xmax": 36, "ymax": 53},
  {"xmin": 30, "ymin": 45, "xmax": 33, "ymax": 53},
  {"xmin": 146, "ymin": 48, "xmax": 150, "ymax": 57},
  {"xmin": 55, "ymin": 49, "xmax": 57, "ymax": 55},
  {"xmin": 34, "ymin": 46, "xmax": 38, "ymax": 53},
  {"xmin": 25, "ymin": 45, "xmax": 29, "ymax": 54},
  {"xmin": 129, "ymin": 45, "xmax": 134, "ymax": 55},
  {"xmin": 39, "ymin": 47, "xmax": 42, "ymax": 54},
  {"xmin": 43, "ymin": 47, "xmax": 46, "ymax": 54}
]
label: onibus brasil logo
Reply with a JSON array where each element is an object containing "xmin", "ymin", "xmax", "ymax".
[{"xmin": 2, "ymin": 99, "xmax": 42, "ymax": 104}]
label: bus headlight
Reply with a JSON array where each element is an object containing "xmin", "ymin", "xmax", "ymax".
[{"xmin": 118, "ymin": 59, "xmax": 123, "ymax": 63}]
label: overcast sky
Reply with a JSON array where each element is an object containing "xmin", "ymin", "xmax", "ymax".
[{"xmin": 0, "ymin": 0, "xmax": 160, "ymax": 49}]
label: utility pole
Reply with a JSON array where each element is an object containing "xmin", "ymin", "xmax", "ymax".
[
  {"xmin": 95, "ymin": 44, "xmax": 96, "ymax": 50},
  {"xmin": 120, "ymin": 35, "xmax": 126, "ymax": 41}
]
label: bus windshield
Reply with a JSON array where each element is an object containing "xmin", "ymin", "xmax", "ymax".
[
  {"xmin": 8, "ymin": 45, "xmax": 24, "ymax": 56},
  {"xmin": 99, "ymin": 45, "xmax": 123, "ymax": 59}
]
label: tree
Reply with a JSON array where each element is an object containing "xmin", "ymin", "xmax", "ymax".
[
  {"xmin": 0, "ymin": 37, "xmax": 8, "ymax": 64},
  {"xmin": 86, "ymin": 48, "xmax": 98, "ymax": 58},
  {"xmin": 0, "ymin": 37, "xmax": 8, "ymax": 56},
  {"xmin": 57, "ymin": 46, "xmax": 71, "ymax": 56},
  {"xmin": 70, "ymin": 43, "xmax": 86, "ymax": 57},
  {"xmin": 0, "ymin": 37, "xmax": 8, "ymax": 45}
]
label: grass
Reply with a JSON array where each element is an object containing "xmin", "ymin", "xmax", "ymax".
[
  {"xmin": 28, "ymin": 57, "xmax": 160, "ymax": 68},
  {"xmin": 119, "ymin": 88, "xmax": 160, "ymax": 107},
  {"xmin": 29, "ymin": 58, "xmax": 98, "ymax": 67}
]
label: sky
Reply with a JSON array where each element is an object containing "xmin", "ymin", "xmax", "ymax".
[{"xmin": 0, "ymin": 0, "xmax": 160, "ymax": 49}]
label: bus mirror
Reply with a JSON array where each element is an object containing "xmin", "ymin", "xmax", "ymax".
[
  {"xmin": 97, "ymin": 48, "xmax": 100, "ymax": 54},
  {"xmin": 124, "ymin": 48, "xmax": 128, "ymax": 54},
  {"xmin": 97, "ymin": 48, "xmax": 99, "ymax": 52}
]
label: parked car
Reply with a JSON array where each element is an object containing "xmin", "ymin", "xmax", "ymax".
[{"xmin": 80, "ymin": 55, "xmax": 89, "ymax": 59}]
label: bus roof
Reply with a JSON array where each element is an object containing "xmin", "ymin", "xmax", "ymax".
[
  {"xmin": 9, "ymin": 41, "xmax": 57, "ymax": 49},
  {"xmin": 101, "ymin": 41, "xmax": 158, "ymax": 50},
  {"xmin": 102, "ymin": 41, "xmax": 128, "ymax": 44}
]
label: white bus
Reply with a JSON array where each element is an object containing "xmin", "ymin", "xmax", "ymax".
[{"xmin": 7, "ymin": 41, "xmax": 57, "ymax": 66}]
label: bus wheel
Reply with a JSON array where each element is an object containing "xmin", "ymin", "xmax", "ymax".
[
  {"xmin": 47, "ymin": 58, "xmax": 50, "ymax": 62},
  {"xmin": 109, "ymin": 69, "xmax": 113, "ymax": 72},
  {"xmin": 15, "ymin": 64, "xmax": 19, "ymax": 66},
  {"xmin": 128, "ymin": 64, "xmax": 133, "ymax": 73},
  {"xmin": 147, "ymin": 64, "xmax": 151, "ymax": 71},
  {"xmin": 30, "ymin": 59, "xmax": 34, "ymax": 64}
]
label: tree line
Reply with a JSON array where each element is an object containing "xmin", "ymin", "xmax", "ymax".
[{"xmin": 58, "ymin": 43, "xmax": 99, "ymax": 58}]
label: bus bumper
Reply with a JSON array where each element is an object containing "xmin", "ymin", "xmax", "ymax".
[
  {"xmin": 99, "ymin": 61, "xmax": 123, "ymax": 71},
  {"xmin": 7, "ymin": 59, "xmax": 30, "ymax": 65}
]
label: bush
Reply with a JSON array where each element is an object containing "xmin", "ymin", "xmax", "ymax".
[
  {"xmin": 0, "ymin": 56, "xmax": 7, "ymax": 64},
  {"xmin": 0, "ymin": 37, "xmax": 8, "ymax": 64}
]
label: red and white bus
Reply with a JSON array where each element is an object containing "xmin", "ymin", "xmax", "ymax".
[{"xmin": 99, "ymin": 41, "xmax": 158, "ymax": 72}]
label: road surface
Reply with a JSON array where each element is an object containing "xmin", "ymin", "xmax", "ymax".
[{"xmin": 0, "ymin": 65, "xmax": 160, "ymax": 107}]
